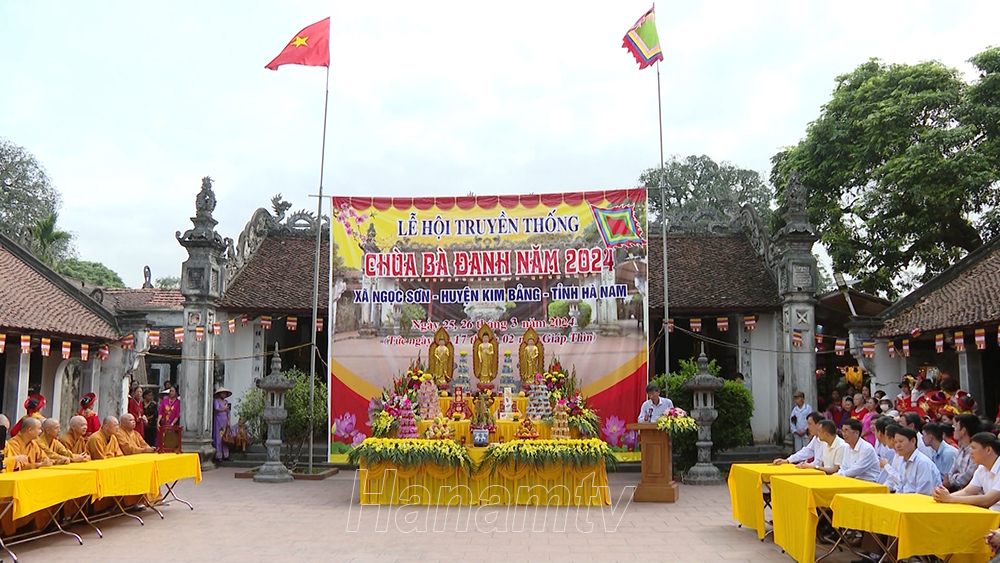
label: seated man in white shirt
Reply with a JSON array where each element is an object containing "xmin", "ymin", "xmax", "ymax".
[
  {"xmin": 932, "ymin": 432, "xmax": 1000, "ymax": 510},
  {"xmin": 880, "ymin": 426, "xmax": 942, "ymax": 495},
  {"xmin": 637, "ymin": 382, "xmax": 674, "ymax": 423},
  {"xmin": 837, "ymin": 419, "xmax": 881, "ymax": 482},
  {"xmin": 902, "ymin": 412, "xmax": 936, "ymax": 459},
  {"xmin": 773, "ymin": 412, "xmax": 825, "ymax": 466},
  {"xmin": 808, "ymin": 420, "xmax": 847, "ymax": 474}
]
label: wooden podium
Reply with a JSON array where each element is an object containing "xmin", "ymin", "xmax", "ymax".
[{"xmin": 626, "ymin": 423, "xmax": 678, "ymax": 502}]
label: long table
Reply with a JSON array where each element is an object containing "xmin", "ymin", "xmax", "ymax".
[
  {"xmin": 358, "ymin": 447, "xmax": 610, "ymax": 506},
  {"xmin": 728, "ymin": 463, "xmax": 823, "ymax": 540},
  {"xmin": 832, "ymin": 493, "xmax": 1000, "ymax": 563},
  {"xmin": 770, "ymin": 474, "xmax": 887, "ymax": 563},
  {"xmin": 0, "ymin": 468, "xmax": 99, "ymax": 561}
]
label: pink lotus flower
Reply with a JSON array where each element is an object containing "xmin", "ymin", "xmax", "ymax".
[
  {"xmin": 333, "ymin": 412, "xmax": 357, "ymax": 441},
  {"xmin": 350, "ymin": 432, "xmax": 366, "ymax": 447},
  {"xmin": 622, "ymin": 430, "xmax": 638, "ymax": 451},
  {"xmin": 602, "ymin": 415, "xmax": 625, "ymax": 446}
]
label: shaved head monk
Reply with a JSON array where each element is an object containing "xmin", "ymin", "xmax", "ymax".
[
  {"xmin": 60, "ymin": 415, "xmax": 89, "ymax": 455},
  {"xmin": 86, "ymin": 416, "xmax": 123, "ymax": 460},
  {"xmin": 116, "ymin": 413, "xmax": 155, "ymax": 455},
  {"xmin": 39, "ymin": 418, "xmax": 89, "ymax": 463},
  {"xmin": 3, "ymin": 417, "xmax": 52, "ymax": 471}
]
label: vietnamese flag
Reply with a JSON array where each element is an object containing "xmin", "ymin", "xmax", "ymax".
[{"xmin": 265, "ymin": 18, "xmax": 330, "ymax": 71}]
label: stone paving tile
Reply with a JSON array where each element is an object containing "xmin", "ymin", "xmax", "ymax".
[{"xmin": 13, "ymin": 468, "xmax": 860, "ymax": 563}]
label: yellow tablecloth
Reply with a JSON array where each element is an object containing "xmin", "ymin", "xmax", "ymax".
[
  {"xmin": 832, "ymin": 493, "xmax": 1000, "ymax": 562},
  {"xmin": 771, "ymin": 475, "xmax": 887, "ymax": 563},
  {"xmin": 495, "ymin": 420, "xmax": 553, "ymax": 442},
  {"xmin": 416, "ymin": 420, "xmax": 472, "ymax": 444},
  {"xmin": 46, "ymin": 456, "xmax": 158, "ymax": 498},
  {"xmin": 358, "ymin": 445, "xmax": 609, "ymax": 506},
  {"xmin": 129, "ymin": 453, "xmax": 203, "ymax": 487},
  {"xmin": 727, "ymin": 463, "xmax": 823, "ymax": 539},
  {"xmin": 437, "ymin": 396, "xmax": 529, "ymax": 417},
  {"xmin": 0, "ymin": 468, "xmax": 98, "ymax": 520}
]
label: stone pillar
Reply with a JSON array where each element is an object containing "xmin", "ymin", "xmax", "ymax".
[
  {"xmin": 774, "ymin": 173, "xmax": 819, "ymax": 443},
  {"xmin": 598, "ymin": 267, "xmax": 621, "ymax": 336},
  {"xmin": 846, "ymin": 316, "xmax": 882, "ymax": 375},
  {"xmin": 3, "ymin": 350, "xmax": 29, "ymax": 420},
  {"xmin": 176, "ymin": 177, "xmax": 230, "ymax": 472}
]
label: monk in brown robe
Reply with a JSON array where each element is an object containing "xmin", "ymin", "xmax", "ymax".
[
  {"xmin": 85, "ymin": 416, "xmax": 124, "ymax": 460},
  {"xmin": 3, "ymin": 417, "xmax": 52, "ymax": 471},
  {"xmin": 39, "ymin": 418, "xmax": 89, "ymax": 463},
  {"xmin": 115, "ymin": 413, "xmax": 155, "ymax": 455},
  {"xmin": 59, "ymin": 415, "xmax": 89, "ymax": 455}
]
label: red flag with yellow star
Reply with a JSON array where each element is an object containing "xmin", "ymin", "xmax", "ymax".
[{"xmin": 265, "ymin": 18, "xmax": 330, "ymax": 71}]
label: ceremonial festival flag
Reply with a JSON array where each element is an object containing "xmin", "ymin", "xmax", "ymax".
[
  {"xmin": 196, "ymin": 326, "xmax": 205, "ymax": 342},
  {"xmin": 744, "ymin": 316, "xmax": 756, "ymax": 331},
  {"xmin": 911, "ymin": 328, "xmax": 922, "ymax": 339},
  {"xmin": 80, "ymin": 343, "xmax": 89, "ymax": 362},
  {"xmin": 265, "ymin": 17, "xmax": 331, "ymax": 71},
  {"xmin": 228, "ymin": 319, "xmax": 236, "ymax": 333},
  {"xmin": 20, "ymin": 335, "xmax": 30, "ymax": 354},
  {"xmin": 174, "ymin": 327, "xmax": 184, "ymax": 344},
  {"xmin": 862, "ymin": 340, "xmax": 875, "ymax": 358},
  {"xmin": 241, "ymin": 314, "xmax": 248, "ymax": 327},
  {"xmin": 41, "ymin": 337, "xmax": 50, "ymax": 357},
  {"xmin": 815, "ymin": 334, "xmax": 823, "ymax": 346},
  {"xmin": 61, "ymin": 340, "xmax": 71, "ymax": 359},
  {"xmin": 122, "ymin": 334, "xmax": 134, "ymax": 349},
  {"xmin": 590, "ymin": 205, "xmax": 644, "ymax": 247},
  {"xmin": 0, "ymin": 334, "xmax": 5, "ymax": 354},
  {"xmin": 316, "ymin": 318, "xmax": 324, "ymax": 332},
  {"xmin": 149, "ymin": 330, "xmax": 160, "ymax": 347},
  {"xmin": 835, "ymin": 339, "xmax": 846, "ymax": 356},
  {"xmin": 622, "ymin": 6, "xmax": 663, "ymax": 70},
  {"xmin": 955, "ymin": 331, "xmax": 965, "ymax": 352},
  {"xmin": 717, "ymin": 317, "xmax": 728, "ymax": 332},
  {"xmin": 262, "ymin": 316, "xmax": 272, "ymax": 330},
  {"xmin": 902, "ymin": 339, "xmax": 910, "ymax": 357},
  {"xmin": 792, "ymin": 330, "xmax": 803, "ymax": 347},
  {"xmin": 888, "ymin": 341, "xmax": 896, "ymax": 358},
  {"xmin": 690, "ymin": 318, "xmax": 701, "ymax": 333},
  {"xmin": 935, "ymin": 334, "xmax": 944, "ymax": 353},
  {"xmin": 98, "ymin": 345, "xmax": 109, "ymax": 361},
  {"xmin": 976, "ymin": 328, "xmax": 986, "ymax": 350},
  {"xmin": 213, "ymin": 322, "xmax": 221, "ymax": 335},
  {"xmin": 667, "ymin": 318, "xmax": 674, "ymax": 333},
  {"xmin": 287, "ymin": 316, "xmax": 298, "ymax": 331}
]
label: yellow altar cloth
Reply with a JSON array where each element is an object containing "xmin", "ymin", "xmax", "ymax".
[
  {"xmin": 495, "ymin": 420, "xmax": 553, "ymax": 442},
  {"xmin": 770, "ymin": 475, "xmax": 887, "ymax": 563},
  {"xmin": 130, "ymin": 453, "xmax": 203, "ymax": 488},
  {"xmin": 832, "ymin": 493, "xmax": 1000, "ymax": 562},
  {"xmin": 0, "ymin": 468, "xmax": 98, "ymax": 520},
  {"xmin": 727, "ymin": 463, "xmax": 822, "ymax": 539},
  {"xmin": 46, "ymin": 456, "xmax": 159, "ymax": 498},
  {"xmin": 437, "ymin": 396, "xmax": 529, "ymax": 417},
  {"xmin": 358, "ymin": 444, "xmax": 610, "ymax": 506},
  {"xmin": 416, "ymin": 419, "xmax": 471, "ymax": 444}
]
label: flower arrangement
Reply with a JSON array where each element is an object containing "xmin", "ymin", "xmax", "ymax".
[
  {"xmin": 656, "ymin": 407, "xmax": 698, "ymax": 438},
  {"xmin": 469, "ymin": 389, "xmax": 496, "ymax": 431},
  {"xmin": 543, "ymin": 392, "xmax": 600, "ymax": 438},
  {"xmin": 481, "ymin": 439, "xmax": 616, "ymax": 473},
  {"xmin": 540, "ymin": 357, "xmax": 580, "ymax": 402},
  {"xmin": 348, "ymin": 438, "xmax": 474, "ymax": 472}
]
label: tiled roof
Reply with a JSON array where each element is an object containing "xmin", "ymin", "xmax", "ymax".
[
  {"xmin": 218, "ymin": 236, "xmax": 329, "ymax": 312},
  {"xmin": 105, "ymin": 288, "xmax": 185, "ymax": 312},
  {"xmin": 648, "ymin": 234, "xmax": 781, "ymax": 313},
  {"xmin": 0, "ymin": 234, "xmax": 119, "ymax": 340},
  {"xmin": 876, "ymin": 237, "xmax": 1000, "ymax": 338},
  {"xmin": 149, "ymin": 326, "xmax": 182, "ymax": 351}
]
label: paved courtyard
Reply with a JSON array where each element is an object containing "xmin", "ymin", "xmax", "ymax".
[{"xmin": 15, "ymin": 468, "xmax": 858, "ymax": 563}]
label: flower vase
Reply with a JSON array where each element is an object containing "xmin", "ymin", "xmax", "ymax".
[{"xmin": 472, "ymin": 428, "xmax": 489, "ymax": 447}]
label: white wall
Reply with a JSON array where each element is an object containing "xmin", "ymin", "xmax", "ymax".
[
  {"xmin": 220, "ymin": 313, "xmax": 258, "ymax": 416},
  {"xmin": 871, "ymin": 341, "xmax": 906, "ymax": 398},
  {"xmin": 749, "ymin": 313, "xmax": 780, "ymax": 443}
]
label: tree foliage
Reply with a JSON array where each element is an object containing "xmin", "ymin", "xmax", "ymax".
[
  {"xmin": 641, "ymin": 154, "xmax": 775, "ymax": 225},
  {"xmin": 771, "ymin": 49, "xmax": 1000, "ymax": 298},
  {"xmin": 58, "ymin": 259, "xmax": 126, "ymax": 288},
  {"xmin": 155, "ymin": 276, "xmax": 180, "ymax": 289},
  {"xmin": 29, "ymin": 212, "xmax": 73, "ymax": 266},
  {"xmin": 0, "ymin": 138, "xmax": 62, "ymax": 244}
]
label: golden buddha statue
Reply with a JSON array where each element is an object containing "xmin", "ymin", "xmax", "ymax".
[
  {"xmin": 473, "ymin": 325, "xmax": 498, "ymax": 386},
  {"xmin": 518, "ymin": 327, "xmax": 544, "ymax": 384},
  {"xmin": 428, "ymin": 328, "xmax": 453, "ymax": 387}
]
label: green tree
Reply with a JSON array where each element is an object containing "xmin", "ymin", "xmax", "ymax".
[
  {"xmin": 641, "ymin": 155, "xmax": 775, "ymax": 225},
  {"xmin": 29, "ymin": 212, "xmax": 73, "ymax": 266},
  {"xmin": 155, "ymin": 276, "xmax": 180, "ymax": 289},
  {"xmin": 58, "ymin": 259, "xmax": 126, "ymax": 288},
  {"xmin": 771, "ymin": 49, "xmax": 1000, "ymax": 299},
  {"xmin": 0, "ymin": 138, "xmax": 62, "ymax": 244}
]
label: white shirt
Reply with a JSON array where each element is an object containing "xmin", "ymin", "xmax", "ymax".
[
  {"xmin": 638, "ymin": 397, "xmax": 675, "ymax": 423},
  {"xmin": 884, "ymin": 449, "xmax": 942, "ymax": 495},
  {"xmin": 788, "ymin": 435, "xmax": 823, "ymax": 464},
  {"xmin": 875, "ymin": 441, "xmax": 897, "ymax": 485},
  {"xmin": 790, "ymin": 404, "xmax": 813, "ymax": 435},
  {"xmin": 837, "ymin": 438, "xmax": 882, "ymax": 482},
  {"xmin": 968, "ymin": 457, "xmax": 1000, "ymax": 511},
  {"xmin": 820, "ymin": 436, "xmax": 848, "ymax": 471},
  {"xmin": 916, "ymin": 433, "xmax": 936, "ymax": 460}
]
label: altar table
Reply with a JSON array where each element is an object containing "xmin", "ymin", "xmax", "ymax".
[
  {"xmin": 358, "ymin": 446, "xmax": 610, "ymax": 506},
  {"xmin": 770, "ymin": 474, "xmax": 887, "ymax": 563},
  {"xmin": 831, "ymin": 493, "xmax": 1000, "ymax": 563},
  {"xmin": 46, "ymin": 456, "xmax": 159, "ymax": 498},
  {"xmin": 437, "ymin": 396, "xmax": 529, "ymax": 417},
  {"xmin": 727, "ymin": 463, "xmax": 823, "ymax": 540}
]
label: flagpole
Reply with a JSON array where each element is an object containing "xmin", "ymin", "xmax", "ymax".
[
  {"xmin": 308, "ymin": 63, "xmax": 330, "ymax": 474},
  {"xmin": 656, "ymin": 60, "xmax": 670, "ymax": 380}
]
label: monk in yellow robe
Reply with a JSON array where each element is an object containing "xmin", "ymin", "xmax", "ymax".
[
  {"xmin": 39, "ymin": 418, "xmax": 89, "ymax": 463},
  {"xmin": 3, "ymin": 418, "xmax": 52, "ymax": 472},
  {"xmin": 59, "ymin": 415, "xmax": 89, "ymax": 455},
  {"xmin": 85, "ymin": 416, "xmax": 124, "ymax": 460},
  {"xmin": 116, "ymin": 413, "xmax": 155, "ymax": 455}
]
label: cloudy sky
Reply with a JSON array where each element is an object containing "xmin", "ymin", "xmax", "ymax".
[{"xmin": 1, "ymin": 1, "xmax": 996, "ymax": 287}]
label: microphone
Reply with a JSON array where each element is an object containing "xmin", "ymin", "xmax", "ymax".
[{"xmin": 645, "ymin": 407, "xmax": 654, "ymax": 422}]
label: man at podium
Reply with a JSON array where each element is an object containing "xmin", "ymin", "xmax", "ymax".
[{"xmin": 638, "ymin": 382, "xmax": 675, "ymax": 423}]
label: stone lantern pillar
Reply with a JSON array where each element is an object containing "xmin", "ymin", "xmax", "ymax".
[
  {"xmin": 254, "ymin": 345, "xmax": 295, "ymax": 484},
  {"xmin": 682, "ymin": 346, "xmax": 724, "ymax": 485}
]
